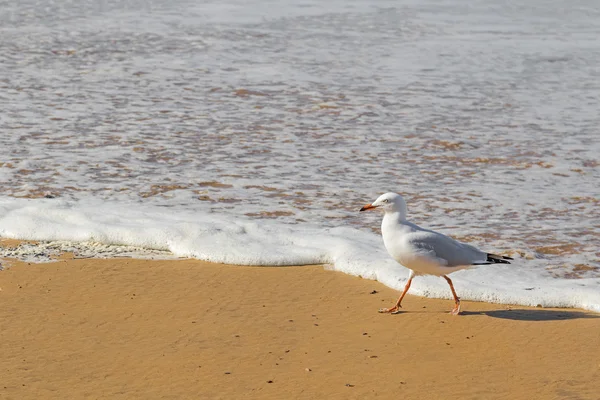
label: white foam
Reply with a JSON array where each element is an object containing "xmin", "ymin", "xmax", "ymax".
[{"xmin": 1, "ymin": 197, "xmax": 599, "ymax": 313}]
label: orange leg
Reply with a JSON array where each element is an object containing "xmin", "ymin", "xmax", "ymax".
[
  {"xmin": 443, "ymin": 275, "xmax": 461, "ymax": 315},
  {"xmin": 379, "ymin": 275, "xmax": 413, "ymax": 314}
]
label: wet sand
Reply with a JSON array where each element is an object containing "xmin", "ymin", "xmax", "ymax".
[{"xmin": 1, "ymin": 255, "xmax": 599, "ymax": 400}]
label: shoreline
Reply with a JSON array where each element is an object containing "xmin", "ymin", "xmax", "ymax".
[{"xmin": 1, "ymin": 255, "xmax": 599, "ymax": 399}]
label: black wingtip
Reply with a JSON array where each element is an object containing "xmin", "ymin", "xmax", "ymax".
[{"xmin": 487, "ymin": 253, "xmax": 513, "ymax": 264}]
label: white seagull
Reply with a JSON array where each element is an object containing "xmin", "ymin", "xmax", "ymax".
[{"xmin": 360, "ymin": 192, "xmax": 512, "ymax": 315}]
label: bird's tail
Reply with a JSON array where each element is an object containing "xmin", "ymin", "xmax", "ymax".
[{"xmin": 486, "ymin": 253, "xmax": 513, "ymax": 264}]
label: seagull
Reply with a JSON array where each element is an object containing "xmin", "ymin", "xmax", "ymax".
[{"xmin": 360, "ymin": 192, "xmax": 512, "ymax": 315}]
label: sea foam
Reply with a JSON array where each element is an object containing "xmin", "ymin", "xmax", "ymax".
[{"xmin": 1, "ymin": 197, "xmax": 598, "ymax": 313}]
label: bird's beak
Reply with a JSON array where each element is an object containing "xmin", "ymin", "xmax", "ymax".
[{"xmin": 359, "ymin": 203, "xmax": 377, "ymax": 212}]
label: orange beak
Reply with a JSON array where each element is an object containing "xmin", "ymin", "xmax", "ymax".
[{"xmin": 359, "ymin": 203, "xmax": 377, "ymax": 212}]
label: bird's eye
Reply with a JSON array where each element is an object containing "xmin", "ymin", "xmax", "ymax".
[{"xmin": 383, "ymin": 199, "xmax": 389, "ymax": 203}]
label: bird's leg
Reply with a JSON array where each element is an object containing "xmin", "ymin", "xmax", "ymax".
[
  {"xmin": 379, "ymin": 275, "xmax": 413, "ymax": 314},
  {"xmin": 443, "ymin": 275, "xmax": 461, "ymax": 315}
]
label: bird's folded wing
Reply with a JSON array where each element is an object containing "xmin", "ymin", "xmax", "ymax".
[{"xmin": 408, "ymin": 232, "xmax": 485, "ymax": 267}]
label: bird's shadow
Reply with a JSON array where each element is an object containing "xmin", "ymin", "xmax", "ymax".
[{"xmin": 460, "ymin": 309, "xmax": 599, "ymax": 321}]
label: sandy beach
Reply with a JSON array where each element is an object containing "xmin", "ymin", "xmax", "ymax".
[
  {"xmin": 1, "ymin": 252, "xmax": 599, "ymax": 400},
  {"xmin": 2, "ymin": 1, "xmax": 599, "ymax": 398}
]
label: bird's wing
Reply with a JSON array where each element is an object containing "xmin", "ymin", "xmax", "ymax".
[{"xmin": 407, "ymin": 231, "xmax": 486, "ymax": 267}]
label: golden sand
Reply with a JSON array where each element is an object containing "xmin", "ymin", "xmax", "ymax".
[{"xmin": 1, "ymin": 255, "xmax": 599, "ymax": 400}]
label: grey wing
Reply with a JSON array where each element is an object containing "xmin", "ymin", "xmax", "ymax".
[{"xmin": 408, "ymin": 231, "xmax": 487, "ymax": 267}]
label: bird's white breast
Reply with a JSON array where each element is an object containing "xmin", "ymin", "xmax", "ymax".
[{"xmin": 381, "ymin": 215, "xmax": 415, "ymax": 263}]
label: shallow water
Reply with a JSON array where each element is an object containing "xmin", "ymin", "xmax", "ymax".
[{"xmin": 1, "ymin": 0, "xmax": 599, "ymax": 308}]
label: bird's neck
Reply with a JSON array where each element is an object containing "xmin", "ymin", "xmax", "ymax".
[{"xmin": 381, "ymin": 211, "xmax": 411, "ymax": 234}]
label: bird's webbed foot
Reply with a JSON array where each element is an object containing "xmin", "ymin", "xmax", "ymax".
[
  {"xmin": 449, "ymin": 300, "xmax": 461, "ymax": 316},
  {"xmin": 378, "ymin": 305, "xmax": 402, "ymax": 314}
]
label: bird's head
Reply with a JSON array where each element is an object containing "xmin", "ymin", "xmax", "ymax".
[{"xmin": 359, "ymin": 192, "xmax": 407, "ymax": 216}]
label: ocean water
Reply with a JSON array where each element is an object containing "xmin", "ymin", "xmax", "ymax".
[{"xmin": 1, "ymin": 0, "xmax": 599, "ymax": 311}]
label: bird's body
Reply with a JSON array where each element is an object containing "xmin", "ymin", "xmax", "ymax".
[
  {"xmin": 360, "ymin": 192, "xmax": 512, "ymax": 315},
  {"xmin": 382, "ymin": 214, "xmax": 486, "ymax": 276}
]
